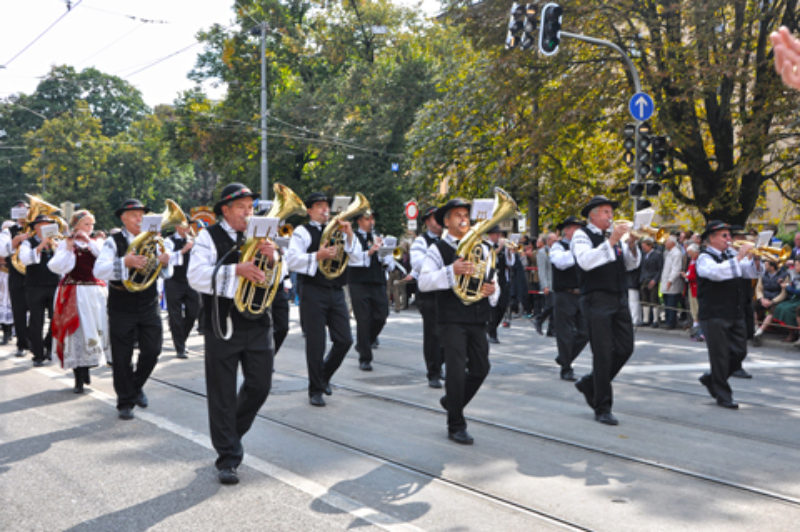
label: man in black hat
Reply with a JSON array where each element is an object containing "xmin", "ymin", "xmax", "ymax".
[
  {"xmin": 188, "ymin": 182, "xmax": 278, "ymax": 485},
  {"xmin": 550, "ymin": 215, "xmax": 589, "ymax": 381},
  {"xmin": 18, "ymin": 214, "xmax": 60, "ymax": 366},
  {"xmin": 485, "ymin": 225, "xmax": 514, "ymax": 344},
  {"xmin": 410, "ymin": 205, "xmax": 444, "ymax": 388},
  {"xmin": 571, "ymin": 196, "xmax": 640, "ymax": 425},
  {"xmin": 94, "ymin": 198, "xmax": 172, "ymax": 420},
  {"xmin": 696, "ymin": 220, "xmax": 762, "ymax": 409},
  {"xmin": 164, "ymin": 222, "xmax": 199, "ymax": 359},
  {"xmin": 0, "ymin": 200, "xmax": 31, "ymax": 356},
  {"xmin": 419, "ymin": 198, "xmax": 498, "ymax": 445},
  {"xmin": 286, "ymin": 192, "xmax": 358, "ymax": 407},
  {"xmin": 729, "ymin": 226, "xmax": 755, "ymax": 378},
  {"xmin": 347, "ymin": 209, "xmax": 393, "ymax": 371}
]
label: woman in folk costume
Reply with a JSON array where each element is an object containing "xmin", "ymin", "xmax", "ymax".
[{"xmin": 47, "ymin": 210, "xmax": 110, "ymax": 393}]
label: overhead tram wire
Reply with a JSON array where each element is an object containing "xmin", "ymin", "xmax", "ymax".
[{"xmin": 2, "ymin": 0, "xmax": 84, "ymax": 68}]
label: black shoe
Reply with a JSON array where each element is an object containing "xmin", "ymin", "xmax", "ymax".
[
  {"xmin": 118, "ymin": 407, "xmax": 134, "ymax": 420},
  {"xmin": 595, "ymin": 412, "xmax": 619, "ymax": 425},
  {"xmin": 487, "ymin": 335, "xmax": 499, "ymax": 344},
  {"xmin": 176, "ymin": 350, "xmax": 188, "ymax": 359},
  {"xmin": 575, "ymin": 378, "xmax": 594, "ymax": 409},
  {"xmin": 448, "ymin": 429, "xmax": 474, "ymax": 445},
  {"xmin": 359, "ymin": 361, "xmax": 373, "ymax": 371},
  {"xmin": 428, "ymin": 378, "xmax": 442, "ymax": 389},
  {"xmin": 309, "ymin": 394, "xmax": 326, "ymax": 407},
  {"xmin": 73, "ymin": 383, "xmax": 84, "ymax": 394},
  {"xmin": 323, "ymin": 382, "xmax": 332, "ymax": 396},
  {"xmin": 651, "ymin": 322, "xmax": 660, "ymax": 328},
  {"xmin": 33, "ymin": 359, "xmax": 45, "ymax": 367},
  {"xmin": 218, "ymin": 467, "xmax": 239, "ymax": 485},
  {"xmin": 751, "ymin": 334, "xmax": 763, "ymax": 346},
  {"xmin": 546, "ymin": 329, "xmax": 554, "ymax": 337},
  {"xmin": 1, "ymin": 336, "xmax": 8, "ymax": 346},
  {"xmin": 731, "ymin": 369, "xmax": 752, "ymax": 379},
  {"xmin": 15, "ymin": 349, "xmax": 25, "ymax": 357},
  {"xmin": 439, "ymin": 395, "xmax": 447, "ymax": 411},
  {"xmin": 534, "ymin": 319, "xmax": 543, "ymax": 335},
  {"xmin": 716, "ymin": 398, "xmax": 739, "ymax": 409},
  {"xmin": 698, "ymin": 373, "xmax": 717, "ymax": 399},
  {"xmin": 135, "ymin": 391, "xmax": 148, "ymax": 408},
  {"xmin": 560, "ymin": 368, "xmax": 577, "ymax": 381},
  {"xmin": 664, "ymin": 324, "xmax": 677, "ymax": 330}
]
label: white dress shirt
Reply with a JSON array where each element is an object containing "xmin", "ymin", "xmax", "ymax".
[
  {"xmin": 93, "ymin": 228, "xmax": 173, "ymax": 282},
  {"xmin": 347, "ymin": 229, "xmax": 394, "ymax": 271},
  {"xmin": 285, "ymin": 221, "xmax": 360, "ymax": 276},
  {"xmin": 571, "ymin": 223, "xmax": 640, "ymax": 272},
  {"xmin": 696, "ymin": 245, "xmax": 762, "ymax": 281},
  {"xmin": 418, "ymin": 232, "xmax": 500, "ymax": 306},
  {"xmin": 410, "ymin": 230, "xmax": 439, "ymax": 279},
  {"xmin": 549, "ymin": 239, "xmax": 576, "ymax": 271},
  {"xmin": 47, "ymin": 239, "xmax": 101, "ymax": 275},
  {"xmin": 164, "ymin": 233, "xmax": 188, "ymax": 267}
]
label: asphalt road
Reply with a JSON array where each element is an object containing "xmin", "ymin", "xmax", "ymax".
[{"xmin": 1, "ymin": 303, "xmax": 799, "ymax": 531}]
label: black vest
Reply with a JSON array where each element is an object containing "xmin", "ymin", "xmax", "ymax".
[
  {"xmin": 415, "ymin": 232, "xmax": 440, "ymax": 300},
  {"xmin": 8, "ymin": 224, "xmax": 25, "ymax": 282},
  {"xmin": 492, "ymin": 242, "xmax": 509, "ymax": 288},
  {"xmin": 434, "ymin": 240, "xmax": 490, "ymax": 324},
  {"xmin": 299, "ymin": 223, "xmax": 346, "ymax": 289},
  {"xmin": 578, "ymin": 229, "xmax": 627, "ymax": 295},
  {"xmin": 108, "ymin": 232, "xmax": 158, "ymax": 310},
  {"xmin": 697, "ymin": 248, "xmax": 744, "ymax": 321},
  {"xmin": 168, "ymin": 235, "xmax": 190, "ymax": 283},
  {"xmin": 348, "ymin": 231, "xmax": 384, "ymax": 285},
  {"xmin": 551, "ymin": 239, "xmax": 580, "ymax": 291},
  {"xmin": 201, "ymin": 224, "xmax": 271, "ymax": 331},
  {"xmin": 23, "ymin": 236, "xmax": 58, "ymax": 287}
]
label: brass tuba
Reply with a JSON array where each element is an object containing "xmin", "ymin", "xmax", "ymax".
[
  {"xmin": 453, "ymin": 187, "xmax": 518, "ymax": 305},
  {"xmin": 122, "ymin": 199, "xmax": 187, "ymax": 292},
  {"xmin": 233, "ymin": 183, "xmax": 306, "ymax": 316},
  {"xmin": 318, "ymin": 192, "xmax": 371, "ymax": 279},
  {"xmin": 11, "ymin": 194, "xmax": 61, "ymax": 274}
]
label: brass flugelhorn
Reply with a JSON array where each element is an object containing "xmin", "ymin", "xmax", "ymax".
[
  {"xmin": 318, "ymin": 193, "xmax": 370, "ymax": 279},
  {"xmin": 614, "ymin": 219, "xmax": 667, "ymax": 245},
  {"xmin": 11, "ymin": 194, "xmax": 61, "ymax": 274}
]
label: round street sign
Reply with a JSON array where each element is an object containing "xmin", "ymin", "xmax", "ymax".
[
  {"xmin": 405, "ymin": 201, "xmax": 418, "ymax": 220},
  {"xmin": 628, "ymin": 92, "xmax": 655, "ymax": 122}
]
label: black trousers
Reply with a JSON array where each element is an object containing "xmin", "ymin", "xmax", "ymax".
[
  {"xmin": 109, "ymin": 303, "xmax": 162, "ymax": 410},
  {"xmin": 349, "ymin": 282, "xmax": 388, "ymax": 363},
  {"xmin": 271, "ymin": 287, "xmax": 289, "ymax": 354},
  {"xmin": 441, "ymin": 322, "xmax": 490, "ymax": 432},
  {"xmin": 26, "ymin": 284, "xmax": 55, "ymax": 362},
  {"xmin": 538, "ymin": 292, "xmax": 554, "ymax": 333},
  {"xmin": 300, "ymin": 284, "xmax": 352, "ymax": 396},
  {"xmin": 417, "ymin": 294, "xmax": 442, "ymax": 381},
  {"xmin": 554, "ymin": 290, "xmax": 588, "ymax": 369},
  {"xmin": 579, "ymin": 291, "xmax": 634, "ymax": 414},
  {"xmin": 700, "ymin": 316, "xmax": 747, "ymax": 403},
  {"xmin": 487, "ymin": 283, "xmax": 510, "ymax": 339},
  {"xmin": 9, "ymin": 273, "xmax": 29, "ymax": 351},
  {"xmin": 730, "ymin": 300, "xmax": 754, "ymax": 373},
  {"xmin": 204, "ymin": 323, "xmax": 273, "ymax": 469},
  {"xmin": 164, "ymin": 279, "xmax": 199, "ymax": 354}
]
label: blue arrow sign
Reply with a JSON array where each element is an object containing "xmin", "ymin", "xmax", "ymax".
[
  {"xmin": 629, "ymin": 92, "xmax": 654, "ymax": 122},
  {"xmin": 391, "ymin": 162, "xmax": 399, "ymax": 172}
]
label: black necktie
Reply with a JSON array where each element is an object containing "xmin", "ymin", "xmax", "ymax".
[
  {"xmin": 367, "ymin": 232, "xmax": 373, "ymax": 246},
  {"xmin": 235, "ymin": 231, "xmax": 245, "ymax": 247}
]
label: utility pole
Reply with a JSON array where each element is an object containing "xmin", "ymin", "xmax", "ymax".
[{"xmin": 260, "ymin": 21, "xmax": 268, "ymax": 202}]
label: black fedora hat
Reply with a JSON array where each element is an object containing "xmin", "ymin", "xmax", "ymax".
[
  {"xmin": 29, "ymin": 214, "xmax": 56, "ymax": 227},
  {"xmin": 114, "ymin": 199, "xmax": 148, "ymax": 218},
  {"xmin": 580, "ymin": 195, "xmax": 619, "ymax": 218},
  {"xmin": 353, "ymin": 208, "xmax": 377, "ymax": 222},
  {"xmin": 13, "ymin": 199, "xmax": 28, "ymax": 208},
  {"xmin": 214, "ymin": 183, "xmax": 259, "ymax": 215},
  {"xmin": 435, "ymin": 198, "xmax": 471, "ymax": 227},
  {"xmin": 420, "ymin": 206, "xmax": 437, "ymax": 222},
  {"xmin": 701, "ymin": 220, "xmax": 732, "ymax": 240},
  {"xmin": 486, "ymin": 225, "xmax": 503, "ymax": 235},
  {"xmin": 304, "ymin": 192, "xmax": 330, "ymax": 209},
  {"xmin": 556, "ymin": 215, "xmax": 585, "ymax": 231}
]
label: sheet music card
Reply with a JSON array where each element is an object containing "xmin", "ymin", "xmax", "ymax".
[
  {"xmin": 245, "ymin": 216, "xmax": 278, "ymax": 239},
  {"xmin": 633, "ymin": 208, "xmax": 654, "ymax": 230},
  {"xmin": 11, "ymin": 207, "xmax": 28, "ymax": 220},
  {"xmin": 40, "ymin": 223, "xmax": 59, "ymax": 239},
  {"xmin": 756, "ymin": 231, "xmax": 773, "ymax": 248},
  {"xmin": 142, "ymin": 215, "xmax": 163, "ymax": 233},
  {"xmin": 471, "ymin": 199, "xmax": 494, "ymax": 222},
  {"xmin": 331, "ymin": 196, "xmax": 351, "ymax": 214},
  {"xmin": 510, "ymin": 233, "xmax": 522, "ymax": 244}
]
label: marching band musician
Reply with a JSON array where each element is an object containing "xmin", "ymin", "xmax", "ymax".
[
  {"xmin": 550, "ymin": 215, "xmax": 589, "ymax": 382},
  {"xmin": 418, "ymin": 198, "xmax": 499, "ymax": 445},
  {"xmin": 188, "ymin": 183, "xmax": 278, "ymax": 485},
  {"xmin": 47, "ymin": 210, "xmax": 110, "ymax": 393},
  {"xmin": 286, "ymin": 192, "xmax": 358, "ymax": 407},
  {"xmin": 0, "ymin": 200, "xmax": 30, "ymax": 357},
  {"xmin": 486, "ymin": 226, "xmax": 514, "ymax": 344},
  {"xmin": 696, "ymin": 221, "xmax": 762, "ymax": 409},
  {"xmin": 409, "ymin": 206, "xmax": 444, "ymax": 388},
  {"xmin": 347, "ymin": 209, "xmax": 393, "ymax": 371},
  {"xmin": 255, "ymin": 204, "xmax": 290, "ymax": 356},
  {"xmin": 93, "ymin": 199, "xmax": 172, "ymax": 421},
  {"xmin": 164, "ymin": 222, "xmax": 199, "ymax": 359},
  {"xmin": 18, "ymin": 213, "xmax": 60, "ymax": 367},
  {"xmin": 571, "ymin": 196, "xmax": 640, "ymax": 426}
]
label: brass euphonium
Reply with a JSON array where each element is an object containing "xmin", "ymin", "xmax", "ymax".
[
  {"xmin": 233, "ymin": 183, "xmax": 306, "ymax": 316},
  {"xmin": 453, "ymin": 187, "xmax": 518, "ymax": 305},
  {"xmin": 123, "ymin": 199, "xmax": 187, "ymax": 292},
  {"xmin": 11, "ymin": 194, "xmax": 61, "ymax": 274},
  {"xmin": 318, "ymin": 192, "xmax": 371, "ymax": 279}
]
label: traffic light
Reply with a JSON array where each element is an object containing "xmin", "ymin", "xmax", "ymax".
[
  {"xmin": 623, "ymin": 123, "xmax": 635, "ymax": 168},
  {"xmin": 629, "ymin": 181, "xmax": 644, "ymax": 198},
  {"xmin": 506, "ymin": 3, "xmax": 539, "ymax": 50},
  {"xmin": 651, "ymin": 135, "xmax": 667, "ymax": 178},
  {"xmin": 539, "ymin": 3, "xmax": 562, "ymax": 56},
  {"xmin": 637, "ymin": 122, "xmax": 652, "ymax": 178},
  {"xmin": 645, "ymin": 181, "xmax": 661, "ymax": 196}
]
